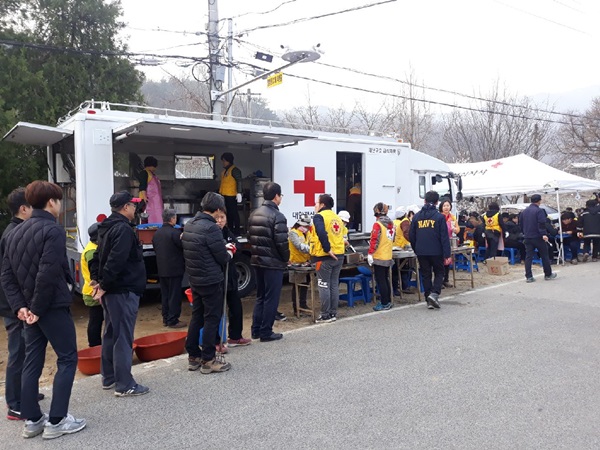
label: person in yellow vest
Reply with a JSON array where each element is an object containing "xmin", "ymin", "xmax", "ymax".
[
  {"xmin": 392, "ymin": 206, "xmax": 412, "ymax": 296},
  {"xmin": 80, "ymin": 222, "xmax": 104, "ymax": 347},
  {"xmin": 368, "ymin": 203, "xmax": 395, "ymax": 311},
  {"xmin": 288, "ymin": 214, "xmax": 311, "ymax": 315},
  {"xmin": 309, "ymin": 194, "xmax": 345, "ymax": 323},
  {"xmin": 219, "ymin": 152, "xmax": 242, "ymax": 236},
  {"xmin": 337, "ymin": 210, "xmax": 351, "ymax": 247},
  {"xmin": 482, "ymin": 202, "xmax": 505, "ymax": 261}
]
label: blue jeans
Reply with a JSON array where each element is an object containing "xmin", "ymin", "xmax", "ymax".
[
  {"xmin": 102, "ymin": 292, "xmax": 140, "ymax": 392},
  {"xmin": 251, "ymin": 268, "xmax": 283, "ymax": 339},
  {"xmin": 3, "ymin": 316, "xmax": 25, "ymax": 411},
  {"xmin": 21, "ymin": 308, "xmax": 77, "ymax": 420}
]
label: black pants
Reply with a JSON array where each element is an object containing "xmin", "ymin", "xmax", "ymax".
[
  {"xmin": 485, "ymin": 230, "xmax": 500, "ymax": 259},
  {"xmin": 22, "ymin": 307, "xmax": 77, "ymax": 420},
  {"xmin": 186, "ymin": 283, "xmax": 223, "ymax": 361},
  {"xmin": 373, "ymin": 265, "xmax": 391, "ymax": 306},
  {"xmin": 504, "ymin": 238, "xmax": 526, "ymax": 260},
  {"xmin": 102, "ymin": 292, "xmax": 140, "ymax": 392},
  {"xmin": 226, "ymin": 288, "xmax": 243, "ymax": 340},
  {"xmin": 251, "ymin": 268, "xmax": 283, "ymax": 339},
  {"xmin": 391, "ymin": 261, "xmax": 410, "ymax": 291},
  {"xmin": 291, "ymin": 285, "xmax": 308, "ymax": 311},
  {"xmin": 583, "ymin": 237, "xmax": 600, "ymax": 258},
  {"xmin": 224, "ymin": 195, "xmax": 240, "ymax": 236},
  {"xmin": 443, "ymin": 265, "xmax": 450, "ymax": 283},
  {"xmin": 417, "ymin": 255, "xmax": 445, "ymax": 297},
  {"xmin": 160, "ymin": 275, "xmax": 183, "ymax": 326},
  {"xmin": 4, "ymin": 316, "xmax": 25, "ymax": 411},
  {"xmin": 563, "ymin": 236, "xmax": 580, "ymax": 259},
  {"xmin": 524, "ymin": 237, "xmax": 552, "ymax": 278},
  {"xmin": 87, "ymin": 304, "xmax": 104, "ymax": 347}
]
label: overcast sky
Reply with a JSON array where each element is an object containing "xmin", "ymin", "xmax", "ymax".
[{"xmin": 118, "ymin": 0, "xmax": 600, "ymax": 113}]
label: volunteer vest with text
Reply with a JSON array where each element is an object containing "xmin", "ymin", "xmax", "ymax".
[
  {"xmin": 393, "ymin": 217, "xmax": 410, "ymax": 248},
  {"xmin": 289, "ymin": 228, "xmax": 310, "ymax": 263},
  {"xmin": 309, "ymin": 210, "xmax": 346, "ymax": 257},
  {"xmin": 484, "ymin": 212, "xmax": 502, "ymax": 233},
  {"xmin": 80, "ymin": 241, "xmax": 98, "ymax": 297},
  {"xmin": 219, "ymin": 165, "xmax": 237, "ymax": 196},
  {"xmin": 373, "ymin": 221, "xmax": 394, "ymax": 260}
]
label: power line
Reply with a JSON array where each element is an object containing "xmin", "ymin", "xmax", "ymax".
[
  {"xmin": 552, "ymin": 0, "xmax": 584, "ymax": 13},
  {"xmin": 125, "ymin": 26, "xmax": 208, "ymax": 37},
  {"xmin": 237, "ymin": 0, "xmax": 397, "ymax": 35},
  {"xmin": 491, "ymin": 0, "xmax": 591, "ymax": 35},
  {"xmin": 234, "ymin": 38, "xmax": 588, "ymax": 121},
  {"xmin": 231, "ymin": 0, "xmax": 297, "ymax": 19}
]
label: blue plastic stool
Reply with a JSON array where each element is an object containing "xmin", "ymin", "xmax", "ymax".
[
  {"xmin": 339, "ymin": 276, "xmax": 367, "ymax": 307},
  {"xmin": 477, "ymin": 247, "xmax": 487, "ymax": 262},
  {"xmin": 356, "ymin": 266, "xmax": 375, "ymax": 303},
  {"xmin": 199, "ymin": 317, "xmax": 227, "ymax": 345},
  {"xmin": 502, "ymin": 248, "xmax": 520, "ymax": 265},
  {"xmin": 453, "ymin": 253, "xmax": 479, "ymax": 272}
]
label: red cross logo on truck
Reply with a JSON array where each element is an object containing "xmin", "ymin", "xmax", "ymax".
[{"xmin": 294, "ymin": 167, "xmax": 325, "ymax": 206}]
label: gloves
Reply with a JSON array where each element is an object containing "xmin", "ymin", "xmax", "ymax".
[
  {"xmin": 367, "ymin": 254, "xmax": 374, "ymax": 266},
  {"xmin": 226, "ymin": 243, "xmax": 237, "ymax": 258},
  {"xmin": 505, "ymin": 232, "xmax": 509, "ymax": 238},
  {"xmin": 236, "ymin": 193, "xmax": 242, "ymax": 203}
]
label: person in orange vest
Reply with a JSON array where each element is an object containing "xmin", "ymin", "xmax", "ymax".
[
  {"xmin": 309, "ymin": 194, "xmax": 345, "ymax": 323},
  {"xmin": 392, "ymin": 206, "xmax": 411, "ymax": 296},
  {"xmin": 288, "ymin": 214, "xmax": 311, "ymax": 315},
  {"xmin": 368, "ymin": 203, "xmax": 395, "ymax": 311},
  {"xmin": 219, "ymin": 152, "xmax": 242, "ymax": 236}
]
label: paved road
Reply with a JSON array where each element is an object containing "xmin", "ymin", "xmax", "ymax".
[{"xmin": 2, "ymin": 263, "xmax": 600, "ymax": 449}]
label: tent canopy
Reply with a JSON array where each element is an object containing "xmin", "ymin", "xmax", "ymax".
[{"xmin": 449, "ymin": 154, "xmax": 600, "ymax": 197}]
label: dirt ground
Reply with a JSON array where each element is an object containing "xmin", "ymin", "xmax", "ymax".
[{"xmin": 0, "ymin": 261, "xmax": 537, "ymax": 388}]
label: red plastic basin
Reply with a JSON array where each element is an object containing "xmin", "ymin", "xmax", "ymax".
[
  {"xmin": 133, "ymin": 331, "xmax": 188, "ymax": 362},
  {"xmin": 77, "ymin": 344, "xmax": 139, "ymax": 375},
  {"xmin": 185, "ymin": 288, "xmax": 193, "ymax": 303}
]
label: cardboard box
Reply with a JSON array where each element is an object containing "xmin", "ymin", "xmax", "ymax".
[{"xmin": 486, "ymin": 256, "xmax": 509, "ymax": 275}]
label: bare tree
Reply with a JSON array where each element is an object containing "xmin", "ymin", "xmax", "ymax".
[
  {"xmin": 443, "ymin": 80, "xmax": 556, "ymax": 163},
  {"xmin": 556, "ymin": 98, "xmax": 600, "ymax": 164}
]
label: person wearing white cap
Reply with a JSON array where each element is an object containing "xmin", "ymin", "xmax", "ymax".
[{"xmin": 337, "ymin": 210, "xmax": 351, "ymax": 246}]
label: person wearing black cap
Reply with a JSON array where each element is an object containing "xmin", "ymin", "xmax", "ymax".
[
  {"xmin": 520, "ymin": 194, "xmax": 557, "ymax": 282},
  {"xmin": 80, "ymin": 222, "xmax": 104, "ymax": 347},
  {"xmin": 137, "ymin": 156, "xmax": 163, "ymax": 224},
  {"xmin": 89, "ymin": 191, "xmax": 149, "ymax": 397},
  {"xmin": 218, "ymin": 152, "xmax": 242, "ymax": 236}
]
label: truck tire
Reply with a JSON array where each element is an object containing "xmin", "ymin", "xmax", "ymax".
[{"xmin": 235, "ymin": 253, "xmax": 255, "ymax": 298}]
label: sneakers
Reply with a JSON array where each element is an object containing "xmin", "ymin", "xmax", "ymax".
[
  {"xmin": 583, "ymin": 253, "xmax": 589, "ymax": 262},
  {"xmin": 188, "ymin": 356, "xmax": 203, "ymax": 371},
  {"xmin": 227, "ymin": 337, "xmax": 252, "ymax": 347},
  {"xmin": 167, "ymin": 320, "xmax": 187, "ymax": 329},
  {"xmin": 526, "ymin": 277, "xmax": 535, "ymax": 283},
  {"xmin": 260, "ymin": 333, "xmax": 283, "ymax": 342},
  {"xmin": 200, "ymin": 358, "xmax": 231, "ymax": 374},
  {"xmin": 570, "ymin": 259, "xmax": 578, "ymax": 265},
  {"xmin": 102, "ymin": 382, "xmax": 115, "ymax": 390},
  {"xmin": 22, "ymin": 414, "xmax": 48, "ymax": 438},
  {"xmin": 593, "ymin": 258, "xmax": 598, "ymax": 262},
  {"xmin": 275, "ymin": 311, "xmax": 287, "ymax": 321},
  {"xmin": 42, "ymin": 414, "xmax": 86, "ymax": 440},
  {"xmin": 443, "ymin": 281, "xmax": 453, "ymax": 288},
  {"xmin": 426, "ymin": 298, "xmax": 434, "ymax": 309},
  {"xmin": 544, "ymin": 273, "xmax": 557, "ymax": 280},
  {"xmin": 373, "ymin": 302, "xmax": 392, "ymax": 311},
  {"xmin": 330, "ymin": 313, "xmax": 337, "ymax": 322},
  {"xmin": 315, "ymin": 314, "xmax": 334, "ymax": 324},
  {"xmin": 7, "ymin": 408, "xmax": 22, "ymax": 421},
  {"xmin": 427, "ymin": 293, "xmax": 441, "ymax": 309},
  {"xmin": 215, "ymin": 344, "xmax": 229, "ymax": 354},
  {"xmin": 114, "ymin": 384, "xmax": 150, "ymax": 397},
  {"xmin": 393, "ymin": 289, "xmax": 401, "ymax": 297}
]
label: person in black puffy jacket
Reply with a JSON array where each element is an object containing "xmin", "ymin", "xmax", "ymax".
[
  {"xmin": 182, "ymin": 192, "xmax": 234, "ymax": 374},
  {"xmin": 409, "ymin": 190, "xmax": 451, "ymax": 310},
  {"xmin": 1, "ymin": 181, "xmax": 86, "ymax": 435},
  {"xmin": 247, "ymin": 182, "xmax": 289, "ymax": 342}
]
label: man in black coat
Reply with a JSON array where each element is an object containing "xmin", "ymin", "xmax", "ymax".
[
  {"xmin": 90, "ymin": 191, "xmax": 149, "ymax": 397},
  {"xmin": 247, "ymin": 182, "xmax": 290, "ymax": 342},
  {"xmin": 152, "ymin": 209, "xmax": 186, "ymax": 328},
  {"xmin": 1, "ymin": 181, "xmax": 85, "ymax": 438},
  {"xmin": 578, "ymin": 198, "xmax": 600, "ymax": 261},
  {"xmin": 409, "ymin": 190, "xmax": 451, "ymax": 310},
  {"xmin": 0, "ymin": 188, "xmax": 36, "ymax": 421},
  {"xmin": 520, "ymin": 194, "xmax": 556, "ymax": 282},
  {"xmin": 182, "ymin": 192, "xmax": 235, "ymax": 374}
]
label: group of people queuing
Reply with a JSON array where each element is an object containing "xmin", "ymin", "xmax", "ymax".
[{"xmin": 0, "ymin": 178, "xmax": 455, "ymax": 441}]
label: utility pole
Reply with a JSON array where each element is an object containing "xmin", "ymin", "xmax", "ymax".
[
  {"xmin": 208, "ymin": 0, "xmax": 224, "ymax": 120},
  {"xmin": 239, "ymin": 89, "xmax": 261, "ymax": 124},
  {"xmin": 225, "ymin": 18, "xmax": 233, "ymax": 122}
]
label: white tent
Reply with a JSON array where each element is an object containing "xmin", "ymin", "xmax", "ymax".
[
  {"xmin": 449, "ymin": 153, "xmax": 600, "ymax": 197},
  {"xmin": 449, "ymin": 153, "xmax": 600, "ymax": 264}
]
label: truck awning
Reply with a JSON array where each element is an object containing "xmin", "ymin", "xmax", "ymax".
[
  {"xmin": 2, "ymin": 122, "xmax": 73, "ymax": 146},
  {"xmin": 112, "ymin": 118, "xmax": 315, "ymax": 149}
]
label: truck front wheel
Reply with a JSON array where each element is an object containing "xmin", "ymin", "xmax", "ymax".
[{"xmin": 235, "ymin": 253, "xmax": 255, "ymax": 298}]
